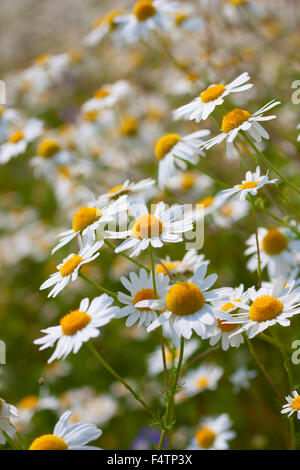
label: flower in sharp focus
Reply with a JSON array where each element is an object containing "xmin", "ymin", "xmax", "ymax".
[
  {"xmin": 245, "ymin": 227, "xmax": 300, "ymax": 278},
  {"xmin": 144, "ymin": 263, "xmax": 230, "ymax": 345},
  {"xmin": 229, "ymin": 366, "xmax": 257, "ymax": 393},
  {"xmin": 107, "ymin": 201, "xmax": 193, "ymax": 257},
  {"xmin": 281, "ymin": 391, "xmax": 300, "ymax": 420},
  {"xmin": 34, "ymin": 294, "xmax": 118, "ymax": 362},
  {"xmin": 28, "ymin": 411, "xmax": 102, "ymax": 450},
  {"xmin": 182, "ymin": 363, "xmax": 223, "ymax": 397},
  {"xmin": 225, "ymin": 277, "xmax": 300, "ymax": 338},
  {"xmin": 188, "ymin": 414, "xmax": 235, "ymax": 450},
  {"xmin": 155, "ymin": 130, "xmax": 210, "ymax": 189},
  {"xmin": 40, "ymin": 241, "xmax": 103, "ymax": 297},
  {"xmin": 200, "ymin": 100, "xmax": 280, "ymax": 159},
  {"xmin": 117, "ymin": 268, "xmax": 170, "ymax": 327},
  {"xmin": 222, "ymin": 166, "xmax": 277, "ymax": 200},
  {"xmin": 0, "ymin": 398, "xmax": 18, "ymax": 445},
  {"xmin": 173, "ymin": 72, "xmax": 253, "ymax": 123},
  {"xmin": 0, "ymin": 119, "xmax": 43, "ymax": 164}
]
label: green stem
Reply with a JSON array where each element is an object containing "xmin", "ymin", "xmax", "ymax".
[
  {"xmin": 2, "ymin": 431, "xmax": 20, "ymax": 450},
  {"xmin": 79, "ymin": 271, "xmax": 120, "ymax": 303},
  {"xmin": 86, "ymin": 342, "xmax": 162, "ymax": 426},
  {"xmin": 104, "ymin": 239, "xmax": 150, "ymax": 273}
]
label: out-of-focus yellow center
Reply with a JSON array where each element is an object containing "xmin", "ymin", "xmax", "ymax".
[
  {"xmin": 155, "ymin": 262, "xmax": 177, "ymax": 275},
  {"xmin": 197, "ymin": 377, "xmax": 209, "ymax": 388},
  {"xmin": 220, "ymin": 203, "xmax": 233, "ymax": 217},
  {"xmin": 120, "ymin": 118, "xmax": 138, "ymax": 137},
  {"xmin": 105, "ymin": 9, "xmax": 124, "ymax": 29},
  {"xmin": 35, "ymin": 54, "xmax": 50, "ymax": 66},
  {"xmin": 72, "ymin": 206, "xmax": 103, "ymax": 233},
  {"xmin": 133, "ymin": 288, "xmax": 156, "ymax": 311},
  {"xmin": 37, "ymin": 139, "xmax": 60, "ymax": 158},
  {"xmin": 29, "ymin": 434, "xmax": 68, "ymax": 450},
  {"xmin": 155, "ymin": 133, "xmax": 181, "ymax": 160},
  {"xmin": 291, "ymin": 396, "xmax": 300, "ymax": 410},
  {"xmin": 195, "ymin": 428, "xmax": 216, "ymax": 449},
  {"xmin": 166, "ymin": 348, "xmax": 179, "ymax": 362},
  {"xmin": 9, "ymin": 130, "xmax": 24, "ymax": 144},
  {"xmin": 0, "ymin": 107, "xmax": 4, "ymax": 116},
  {"xmin": 197, "ymin": 196, "xmax": 214, "ymax": 209},
  {"xmin": 181, "ymin": 172, "xmax": 196, "ymax": 190},
  {"xmin": 59, "ymin": 254, "xmax": 83, "ymax": 277},
  {"xmin": 262, "ymin": 229, "xmax": 288, "ymax": 255},
  {"xmin": 83, "ymin": 110, "xmax": 99, "ymax": 122},
  {"xmin": 222, "ymin": 108, "xmax": 251, "ymax": 134},
  {"xmin": 217, "ymin": 318, "xmax": 237, "ymax": 332},
  {"xmin": 19, "ymin": 395, "xmax": 39, "ymax": 409},
  {"xmin": 174, "ymin": 13, "xmax": 189, "ymax": 26},
  {"xmin": 107, "ymin": 184, "xmax": 124, "ymax": 194},
  {"xmin": 166, "ymin": 282, "xmax": 205, "ymax": 316},
  {"xmin": 132, "ymin": 214, "xmax": 163, "ymax": 239},
  {"xmin": 94, "ymin": 88, "xmax": 110, "ymax": 99},
  {"xmin": 239, "ymin": 181, "xmax": 259, "ymax": 190},
  {"xmin": 249, "ymin": 295, "xmax": 283, "ymax": 322},
  {"xmin": 60, "ymin": 310, "xmax": 91, "ymax": 335},
  {"xmin": 201, "ymin": 84, "xmax": 226, "ymax": 103},
  {"xmin": 229, "ymin": 0, "xmax": 246, "ymax": 5},
  {"xmin": 134, "ymin": 1, "xmax": 156, "ymax": 21}
]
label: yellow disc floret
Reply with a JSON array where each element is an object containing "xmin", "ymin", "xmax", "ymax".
[
  {"xmin": 166, "ymin": 282, "xmax": 205, "ymax": 317},
  {"xmin": 19, "ymin": 395, "xmax": 39, "ymax": 409},
  {"xmin": 37, "ymin": 139, "xmax": 60, "ymax": 158},
  {"xmin": 29, "ymin": 434, "xmax": 68, "ymax": 450},
  {"xmin": 262, "ymin": 229, "xmax": 288, "ymax": 255},
  {"xmin": 197, "ymin": 196, "xmax": 214, "ymax": 208},
  {"xmin": 201, "ymin": 84, "xmax": 226, "ymax": 103},
  {"xmin": 94, "ymin": 88, "xmax": 110, "ymax": 99},
  {"xmin": 60, "ymin": 310, "xmax": 91, "ymax": 335},
  {"xmin": 9, "ymin": 130, "xmax": 24, "ymax": 144},
  {"xmin": 134, "ymin": 1, "xmax": 156, "ymax": 21},
  {"xmin": 239, "ymin": 181, "xmax": 259, "ymax": 190},
  {"xmin": 291, "ymin": 396, "xmax": 300, "ymax": 410},
  {"xmin": 59, "ymin": 254, "xmax": 83, "ymax": 277},
  {"xmin": 132, "ymin": 214, "xmax": 163, "ymax": 239},
  {"xmin": 72, "ymin": 206, "xmax": 103, "ymax": 233},
  {"xmin": 134, "ymin": 288, "xmax": 156, "ymax": 311},
  {"xmin": 120, "ymin": 118, "xmax": 138, "ymax": 137},
  {"xmin": 181, "ymin": 172, "xmax": 196, "ymax": 191},
  {"xmin": 195, "ymin": 428, "xmax": 216, "ymax": 449},
  {"xmin": 221, "ymin": 108, "xmax": 251, "ymax": 134},
  {"xmin": 249, "ymin": 295, "xmax": 283, "ymax": 322},
  {"xmin": 217, "ymin": 318, "xmax": 237, "ymax": 332},
  {"xmin": 197, "ymin": 377, "xmax": 209, "ymax": 388},
  {"xmin": 155, "ymin": 262, "xmax": 177, "ymax": 275},
  {"xmin": 155, "ymin": 133, "xmax": 181, "ymax": 160},
  {"xmin": 105, "ymin": 9, "xmax": 124, "ymax": 29}
]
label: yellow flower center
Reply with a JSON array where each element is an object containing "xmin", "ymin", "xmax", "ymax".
[
  {"xmin": 94, "ymin": 88, "xmax": 110, "ymax": 99},
  {"xmin": 72, "ymin": 206, "xmax": 103, "ymax": 232},
  {"xmin": 19, "ymin": 395, "xmax": 39, "ymax": 409},
  {"xmin": 217, "ymin": 317, "xmax": 237, "ymax": 332},
  {"xmin": 221, "ymin": 299, "xmax": 241, "ymax": 312},
  {"xmin": 249, "ymin": 295, "xmax": 283, "ymax": 322},
  {"xmin": 37, "ymin": 139, "xmax": 60, "ymax": 158},
  {"xmin": 166, "ymin": 282, "xmax": 205, "ymax": 317},
  {"xmin": 239, "ymin": 181, "xmax": 259, "ymax": 190},
  {"xmin": 35, "ymin": 54, "xmax": 50, "ymax": 66},
  {"xmin": 197, "ymin": 377, "xmax": 209, "ymax": 388},
  {"xmin": 120, "ymin": 118, "xmax": 138, "ymax": 137},
  {"xmin": 60, "ymin": 310, "xmax": 92, "ymax": 335},
  {"xmin": 132, "ymin": 214, "xmax": 163, "ymax": 239},
  {"xmin": 134, "ymin": 1, "xmax": 156, "ymax": 21},
  {"xmin": 107, "ymin": 184, "xmax": 124, "ymax": 194},
  {"xmin": 221, "ymin": 108, "xmax": 251, "ymax": 134},
  {"xmin": 133, "ymin": 288, "xmax": 156, "ymax": 311},
  {"xmin": 229, "ymin": 0, "xmax": 246, "ymax": 5},
  {"xmin": 291, "ymin": 396, "xmax": 300, "ymax": 410},
  {"xmin": 220, "ymin": 203, "xmax": 233, "ymax": 217},
  {"xmin": 83, "ymin": 110, "xmax": 99, "ymax": 122},
  {"xmin": 155, "ymin": 262, "xmax": 177, "ymax": 275},
  {"xmin": 195, "ymin": 428, "xmax": 216, "ymax": 449},
  {"xmin": 29, "ymin": 434, "xmax": 68, "ymax": 450},
  {"xmin": 155, "ymin": 133, "xmax": 181, "ymax": 160},
  {"xmin": 262, "ymin": 229, "xmax": 288, "ymax": 255},
  {"xmin": 59, "ymin": 254, "xmax": 83, "ymax": 277},
  {"xmin": 9, "ymin": 130, "xmax": 24, "ymax": 144},
  {"xmin": 166, "ymin": 348, "xmax": 179, "ymax": 362},
  {"xmin": 105, "ymin": 9, "xmax": 124, "ymax": 29},
  {"xmin": 174, "ymin": 13, "xmax": 189, "ymax": 26},
  {"xmin": 0, "ymin": 107, "xmax": 4, "ymax": 116},
  {"xmin": 197, "ymin": 196, "xmax": 214, "ymax": 209},
  {"xmin": 201, "ymin": 84, "xmax": 226, "ymax": 103},
  {"xmin": 181, "ymin": 172, "xmax": 196, "ymax": 190}
]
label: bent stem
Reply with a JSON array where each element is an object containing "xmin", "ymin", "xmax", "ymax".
[{"xmin": 86, "ymin": 341, "xmax": 162, "ymax": 427}]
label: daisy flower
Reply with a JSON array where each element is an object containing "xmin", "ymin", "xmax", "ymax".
[
  {"xmin": 115, "ymin": 0, "xmax": 179, "ymax": 43},
  {"xmin": 213, "ymin": 199, "xmax": 249, "ymax": 227},
  {"xmin": 200, "ymin": 100, "xmax": 280, "ymax": 159},
  {"xmin": 230, "ymin": 366, "xmax": 257, "ymax": 393},
  {"xmin": 0, "ymin": 119, "xmax": 43, "ymax": 164},
  {"xmin": 281, "ymin": 391, "xmax": 300, "ymax": 419},
  {"xmin": 0, "ymin": 398, "xmax": 18, "ymax": 445},
  {"xmin": 83, "ymin": 9, "xmax": 124, "ymax": 47},
  {"xmin": 155, "ymin": 249, "xmax": 209, "ymax": 276},
  {"xmin": 194, "ymin": 192, "xmax": 225, "ymax": 221},
  {"xmin": 117, "ymin": 268, "xmax": 170, "ymax": 327},
  {"xmin": 155, "ymin": 130, "xmax": 210, "ymax": 189},
  {"xmin": 245, "ymin": 227, "xmax": 300, "ymax": 278},
  {"xmin": 96, "ymin": 179, "xmax": 155, "ymax": 207},
  {"xmin": 173, "ymin": 7, "xmax": 203, "ymax": 33},
  {"xmin": 0, "ymin": 107, "xmax": 20, "ymax": 143},
  {"xmin": 188, "ymin": 414, "xmax": 236, "ymax": 450},
  {"xmin": 28, "ymin": 410, "xmax": 102, "ymax": 450},
  {"xmin": 144, "ymin": 263, "xmax": 230, "ymax": 345},
  {"xmin": 30, "ymin": 138, "xmax": 74, "ymax": 179},
  {"xmin": 226, "ymin": 277, "xmax": 300, "ymax": 338},
  {"xmin": 108, "ymin": 201, "xmax": 193, "ymax": 258},
  {"xmin": 34, "ymin": 294, "xmax": 117, "ymax": 363},
  {"xmin": 147, "ymin": 339, "xmax": 199, "ymax": 376},
  {"xmin": 52, "ymin": 195, "xmax": 128, "ymax": 253},
  {"xmin": 182, "ymin": 363, "xmax": 223, "ymax": 397},
  {"xmin": 173, "ymin": 72, "xmax": 253, "ymax": 123},
  {"xmin": 40, "ymin": 241, "xmax": 103, "ymax": 297},
  {"xmin": 82, "ymin": 80, "xmax": 130, "ymax": 113},
  {"xmin": 222, "ymin": 166, "xmax": 277, "ymax": 200},
  {"xmin": 206, "ymin": 285, "xmax": 248, "ymax": 350}
]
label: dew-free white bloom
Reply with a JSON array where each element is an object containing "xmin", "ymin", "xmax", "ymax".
[
  {"xmin": 40, "ymin": 241, "xmax": 103, "ymax": 297},
  {"xmin": 281, "ymin": 391, "xmax": 300, "ymax": 419},
  {"xmin": 96, "ymin": 179, "xmax": 155, "ymax": 207},
  {"xmin": 34, "ymin": 294, "xmax": 117, "ymax": 363},
  {"xmin": 0, "ymin": 398, "xmax": 18, "ymax": 445},
  {"xmin": 82, "ymin": 80, "xmax": 130, "ymax": 112},
  {"xmin": 183, "ymin": 363, "xmax": 223, "ymax": 397},
  {"xmin": 222, "ymin": 166, "xmax": 277, "ymax": 200},
  {"xmin": 230, "ymin": 366, "xmax": 257, "ymax": 393},
  {"xmin": 83, "ymin": 9, "xmax": 124, "ymax": 47},
  {"xmin": 0, "ymin": 119, "xmax": 43, "ymax": 164},
  {"xmin": 188, "ymin": 414, "xmax": 235, "ymax": 450},
  {"xmin": 213, "ymin": 199, "xmax": 249, "ymax": 227},
  {"xmin": 155, "ymin": 249, "xmax": 209, "ymax": 276},
  {"xmin": 173, "ymin": 72, "xmax": 253, "ymax": 123}
]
